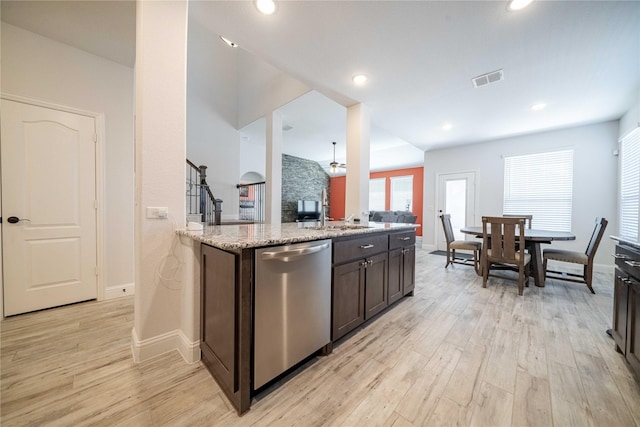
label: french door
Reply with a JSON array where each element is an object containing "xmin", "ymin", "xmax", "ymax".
[{"xmin": 436, "ymin": 172, "xmax": 477, "ymax": 251}]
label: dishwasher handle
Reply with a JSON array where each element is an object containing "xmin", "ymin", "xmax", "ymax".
[{"xmin": 261, "ymin": 242, "xmax": 330, "ymax": 262}]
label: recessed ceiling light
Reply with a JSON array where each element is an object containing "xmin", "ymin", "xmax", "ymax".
[
  {"xmin": 442, "ymin": 122, "xmax": 453, "ymax": 131},
  {"xmin": 352, "ymin": 74, "xmax": 368, "ymax": 86},
  {"xmin": 531, "ymin": 102, "xmax": 547, "ymax": 111},
  {"xmin": 220, "ymin": 36, "xmax": 238, "ymax": 48},
  {"xmin": 255, "ymin": 0, "xmax": 277, "ymax": 15},
  {"xmin": 508, "ymin": 0, "xmax": 535, "ymax": 11}
]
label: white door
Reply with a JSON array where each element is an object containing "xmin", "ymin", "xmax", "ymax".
[
  {"xmin": 436, "ymin": 172, "xmax": 477, "ymax": 251},
  {"xmin": 1, "ymin": 99, "xmax": 97, "ymax": 316}
]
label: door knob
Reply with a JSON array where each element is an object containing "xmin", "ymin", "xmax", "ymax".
[{"xmin": 6, "ymin": 216, "xmax": 30, "ymax": 224}]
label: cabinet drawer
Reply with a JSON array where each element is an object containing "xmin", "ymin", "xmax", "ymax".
[
  {"xmin": 614, "ymin": 244, "xmax": 640, "ymax": 278},
  {"xmin": 333, "ymin": 234, "xmax": 388, "ymax": 264},
  {"xmin": 389, "ymin": 230, "xmax": 416, "ymax": 249}
]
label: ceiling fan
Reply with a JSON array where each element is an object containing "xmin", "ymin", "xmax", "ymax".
[{"xmin": 329, "ymin": 141, "xmax": 346, "ymax": 173}]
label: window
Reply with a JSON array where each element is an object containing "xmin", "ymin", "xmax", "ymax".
[
  {"xmin": 503, "ymin": 150, "xmax": 573, "ymax": 232},
  {"xmin": 391, "ymin": 175, "xmax": 413, "ymax": 211},
  {"xmin": 620, "ymin": 128, "xmax": 640, "ymax": 241},
  {"xmin": 369, "ymin": 178, "xmax": 386, "ymax": 211}
]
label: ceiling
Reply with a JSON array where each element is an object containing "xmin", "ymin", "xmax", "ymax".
[{"xmin": 3, "ymin": 1, "xmax": 639, "ymax": 171}]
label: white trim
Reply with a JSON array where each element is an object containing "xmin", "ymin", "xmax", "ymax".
[
  {"xmin": 176, "ymin": 329, "xmax": 201, "ymax": 363},
  {"xmin": 422, "ymin": 243, "xmax": 437, "ymax": 252},
  {"xmin": 95, "ymin": 114, "xmax": 106, "ymax": 300},
  {"xmin": 104, "ymin": 283, "xmax": 135, "ymax": 300},
  {"xmin": 435, "ymin": 170, "xmax": 479, "ymax": 250},
  {"xmin": 0, "ymin": 93, "xmax": 105, "ymax": 309},
  {"xmin": 1, "ymin": 93, "xmax": 100, "ymax": 118},
  {"xmin": 131, "ymin": 328, "xmax": 201, "ymax": 364}
]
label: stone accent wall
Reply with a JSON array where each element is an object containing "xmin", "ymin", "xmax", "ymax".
[{"xmin": 281, "ymin": 154, "xmax": 330, "ymax": 223}]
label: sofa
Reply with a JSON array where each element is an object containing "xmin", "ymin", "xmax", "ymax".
[{"xmin": 369, "ymin": 210, "xmax": 417, "ymax": 224}]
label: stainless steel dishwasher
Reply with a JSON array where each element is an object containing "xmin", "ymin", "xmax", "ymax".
[{"xmin": 254, "ymin": 239, "xmax": 332, "ymax": 389}]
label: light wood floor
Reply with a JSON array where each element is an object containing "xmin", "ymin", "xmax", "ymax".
[{"xmin": 2, "ymin": 250, "xmax": 639, "ymax": 426}]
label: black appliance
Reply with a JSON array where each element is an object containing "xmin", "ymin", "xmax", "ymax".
[{"xmin": 297, "ymin": 200, "xmax": 321, "ymax": 221}]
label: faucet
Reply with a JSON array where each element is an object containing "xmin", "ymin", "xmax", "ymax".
[{"xmin": 320, "ymin": 188, "xmax": 329, "ymax": 228}]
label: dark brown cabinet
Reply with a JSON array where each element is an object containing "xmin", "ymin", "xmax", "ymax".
[
  {"xmin": 388, "ymin": 230, "xmax": 416, "ymax": 303},
  {"xmin": 364, "ymin": 252, "xmax": 389, "ymax": 320},
  {"xmin": 613, "ymin": 243, "xmax": 640, "ymax": 383},
  {"xmin": 332, "ymin": 229, "xmax": 416, "ymax": 341},
  {"xmin": 332, "ymin": 234, "xmax": 388, "ymax": 340},
  {"xmin": 200, "ymin": 244, "xmax": 252, "ymax": 415},
  {"xmin": 332, "ymin": 258, "xmax": 366, "ymax": 339},
  {"xmin": 613, "ymin": 268, "xmax": 629, "ymax": 353},
  {"xmin": 626, "ymin": 277, "xmax": 640, "ymax": 375},
  {"xmin": 200, "ymin": 227, "xmax": 417, "ymax": 414}
]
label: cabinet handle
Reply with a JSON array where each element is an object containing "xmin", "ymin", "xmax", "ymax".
[
  {"xmin": 360, "ymin": 244, "xmax": 374, "ymax": 249},
  {"xmin": 360, "ymin": 261, "xmax": 368, "ymax": 268},
  {"xmin": 613, "ymin": 253, "xmax": 629, "ymax": 259},
  {"xmin": 399, "ymin": 237, "xmax": 411, "ymax": 241},
  {"xmin": 367, "ymin": 259, "xmax": 373, "ymax": 265},
  {"xmin": 625, "ymin": 260, "xmax": 640, "ymax": 267}
]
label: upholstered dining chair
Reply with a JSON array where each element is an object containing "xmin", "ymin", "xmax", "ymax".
[
  {"xmin": 481, "ymin": 216, "xmax": 531, "ymax": 296},
  {"xmin": 503, "ymin": 214, "xmax": 533, "ymax": 229},
  {"xmin": 440, "ymin": 214, "xmax": 481, "ymax": 274},
  {"xmin": 543, "ymin": 217, "xmax": 608, "ymax": 294}
]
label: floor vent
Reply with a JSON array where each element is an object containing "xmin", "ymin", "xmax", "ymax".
[{"xmin": 472, "ymin": 69, "xmax": 504, "ymax": 88}]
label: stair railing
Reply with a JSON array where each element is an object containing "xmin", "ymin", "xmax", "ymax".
[
  {"xmin": 186, "ymin": 159, "xmax": 222, "ymax": 225},
  {"xmin": 237, "ymin": 181, "xmax": 266, "ymax": 222}
]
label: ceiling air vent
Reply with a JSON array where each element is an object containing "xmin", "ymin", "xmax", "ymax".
[{"xmin": 472, "ymin": 69, "xmax": 504, "ymax": 88}]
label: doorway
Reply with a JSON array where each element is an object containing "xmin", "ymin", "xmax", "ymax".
[
  {"xmin": 436, "ymin": 172, "xmax": 477, "ymax": 251},
  {"xmin": 1, "ymin": 98, "xmax": 100, "ymax": 316}
]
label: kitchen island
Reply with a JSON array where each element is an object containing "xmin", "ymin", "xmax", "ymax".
[{"xmin": 178, "ymin": 221, "xmax": 418, "ymax": 415}]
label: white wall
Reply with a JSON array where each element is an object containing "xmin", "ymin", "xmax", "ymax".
[
  {"xmin": 237, "ymin": 49, "xmax": 310, "ymax": 129},
  {"xmin": 1, "ymin": 23, "xmax": 135, "ymax": 297},
  {"xmin": 424, "ymin": 121, "xmax": 619, "ymax": 267},
  {"xmin": 240, "ymin": 138, "xmax": 267, "ymax": 180},
  {"xmin": 619, "ymin": 93, "xmax": 640, "ymax": 139},
  {"xmin": 133, "ymin": 0, "xmax": 193, "ymax": 362},
  {"xmin": 186, "ymin": 18, "xmax": 241, "ymax": 221}
]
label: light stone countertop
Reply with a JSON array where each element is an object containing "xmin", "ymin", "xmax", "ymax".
[
  {"xmin": 611, "ymin": 235, "xmax": 640, "ymax": 250},
  {"xmin": 177, "ymin": 221, "xmax": 418, "ymax": 251}
]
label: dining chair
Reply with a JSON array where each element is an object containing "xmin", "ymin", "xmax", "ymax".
[
  {"xmin": 543, "ymin": 217, "xmax": 608, "ymax": 294},
  {"xmin": 481, "ymin": 216, "xmax": 531, "ymax": 296},
  {"xmin": 503, "ymin": 214, "xmax": 533, "ymax": 229},
  {"xmin": 439, "ymin": 214, "xmax": 481, "ymax": 274}
]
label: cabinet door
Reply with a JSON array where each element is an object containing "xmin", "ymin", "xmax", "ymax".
[
  {"xmin": 626, "ymin": 278, "xmax": 640, "ymax": 376},
  {"xmin": 333, "ymin": 260, "xmax": 366, "ymax": 340},
  {"xmin": 388, "ymin": 248, "xmax": 403, "ymax": 305},
  {"xmin": 365, "ymin": 252, "xmax": 389, "ymax": 320},
  {"xmin": 402, "ymin": 245, "xmax": 416, "ymax": 295},
  {"xmin": 613, "ymin": 269, "xmax": 629, "ymax": 354}
]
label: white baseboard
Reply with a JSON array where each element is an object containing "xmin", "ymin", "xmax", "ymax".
[
  {"xmin": 422, "ymin": 243, "xmax": 437, "ymax": 251},
  {"xmin": 177, "ymin": 330, "xmax": 201, "ymax": 363},
  {"xmin": 131, "ymin": 327, "xmax": 200, "ymax": 364},
  {"xmin": 104, "ymin": 283, "xmax": 135, "ymax": 300}
]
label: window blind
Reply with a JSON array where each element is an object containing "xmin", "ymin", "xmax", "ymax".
[
  {"xmin": 391, "ymin": 175, "xmax": 413, "ymax": 211},
  {"xmin": 503, "ymin": 149, "xmax": 574, "ymax": 232},
  {"xmin": 620, "ymin": 128, "xmax": 640, "ymax": 241},
  {"xmin": 369, "ymin": 178, "xmax": 386, "ymax": 211}
]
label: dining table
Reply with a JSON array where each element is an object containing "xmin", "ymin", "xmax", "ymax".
[{"xmin": 460, "ymin": 226, "xmax": 575, "ymax": 287}]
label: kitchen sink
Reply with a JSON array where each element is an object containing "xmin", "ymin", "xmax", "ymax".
[{"xmin": 313, "ymin": 224, "xmax": 371, "ymax": 231}]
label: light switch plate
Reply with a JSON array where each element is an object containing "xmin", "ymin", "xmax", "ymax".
[{"xmin": 147, "ymin": 207, "xmax": 169, "ymax": 219}]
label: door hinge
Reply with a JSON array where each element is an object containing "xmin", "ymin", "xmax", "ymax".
[
  {"xmin": 95, "ymin": 266, "xmax": 99, "ymax": 276},
  {"xmin": 93, "ymin": 132, "xmax": 97, "ymax": 143},
  {"xmin": 94, "ymin": 200, "xmax": 99, "ymax": 209}
]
